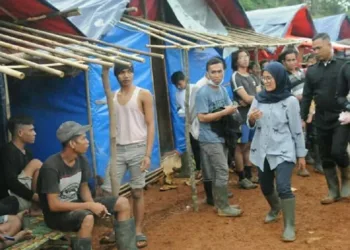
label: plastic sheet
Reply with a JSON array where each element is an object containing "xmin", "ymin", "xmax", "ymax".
[{"xmin": 48, "ymin": 0, "xmax": 130, "ymax": 39}]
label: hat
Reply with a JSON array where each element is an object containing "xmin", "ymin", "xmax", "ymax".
[{"xmin": 56, "ymin": 121, "xmax": 91, "ymax": 143}]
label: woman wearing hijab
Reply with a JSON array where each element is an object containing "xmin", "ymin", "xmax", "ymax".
[{"xmin": 247, "ymin": 62, "xmax": 307, "ymax": 242}]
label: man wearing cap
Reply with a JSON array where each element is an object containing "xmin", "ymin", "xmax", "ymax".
[
  {"xmin": 37, "ymin": 121, "xmax": 137, "ymax": 250},
  {"xmin": 101, "ymin": 62, "xmax": 154, "ymax": 248}
]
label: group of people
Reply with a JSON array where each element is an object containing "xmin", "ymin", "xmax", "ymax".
[
  {"xmin": 0, "ymin": 62, "xmax": 154, "ymax": 249},
  {"xmin": 171, "ymin": 32, "xmax": 350, "ymax": 242},
  {"xmin": 0, "ymin": 31, "xmax": 349, "ymax": 249}
]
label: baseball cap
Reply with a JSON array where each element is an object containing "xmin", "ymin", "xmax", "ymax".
[{"xmin": 56, "ymin": 121, "xmax": 91, "ymax": 143}]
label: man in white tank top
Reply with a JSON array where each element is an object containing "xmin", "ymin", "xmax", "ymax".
[{"xmin": 101, "ymin": 63, "xmax": 154, "ymax": 248}]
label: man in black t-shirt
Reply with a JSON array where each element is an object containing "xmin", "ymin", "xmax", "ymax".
[
  {"xmin": 37, "ymin": 121, "xmax": 137, "ymax": 250},
  {"xmin": 1, "ymin": 115, "xmax": 42, "ymax": 214}
]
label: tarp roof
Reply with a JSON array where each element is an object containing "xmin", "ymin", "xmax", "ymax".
[
  {"xmin": 0, "ymin": 0, "xmax": 82, "ymax": 35},
  {"xmin": 314, "ymin": 14, "xmax": 350, "ymax": 41},
  {"xmin": 247, "ymin": 4, "xmax": 316, "ymax": 38}
]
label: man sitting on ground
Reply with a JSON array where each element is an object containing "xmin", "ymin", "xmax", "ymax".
[
  {"xmin": 37, "ymin": 121, "xmax": 137, "ymax": 250},
  {"xmin": 0, "ymin": 210, "xmax": 32, "ymax": 249},
  {"xmin": 2, "ymin": 115, "xmax": 42, "ymax": 215}
]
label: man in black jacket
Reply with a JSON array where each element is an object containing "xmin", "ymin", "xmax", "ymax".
[
  {"xmin": 301, "ymin": 33, "xmax": 350, "ymax": 205},
  {"xmin": 2, "ymin": 116, "xmax": 42, "ymax": 213}
]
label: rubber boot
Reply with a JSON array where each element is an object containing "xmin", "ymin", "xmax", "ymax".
[
  {"xmin": 244, "ymin": 166, "xmax": 252, "ymax": 180},
  {"xmin": 264, "ymin": 191, "xmax": 281, "ymax": 223},
  {"xmin": 340, "ymin": 166, "xmax": 350, "ymax": 198},
  {"xmin": 114, "ymin": 218, "xmax": 138, "ymax": 250},
  {"xmin": 281, "ymin": 198, "xmax": 296, "ymax": 242},
  {"xmin": 71, "ymin": 237, "xmax": 92, "ymax": 250},
  {"xmin": 305, "ymin": 152, "xmax": 315, "ymax": 165},
  {"xmin": 203, "ymin": 181, "xmax": 214, "ymax": 206},
  {"xmin": 213, "ymin": 185, "xmax": 242, "ymax": 217},
  {"xmin": 321, "ymin": 167, "xmax": 340, "ymax": 205},
  {"xmin": 312, "ymin": 145, "xmax": 324, "ymax": 174}
]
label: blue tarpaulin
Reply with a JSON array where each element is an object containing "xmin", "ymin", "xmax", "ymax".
[
  {"xmin": 314, "ymin": 14, "xmax": 349, "ymax": 41},
  {"xmin": 165, "ymin": 48, "xmax": 233, "ymax": 153},
  {"xmin": 8, "ymin": 23, "xmax": 160, "ymax": 186},
  {"xmin": 89, "ymin": 23, "xmax": 161, "ymax": 182}
]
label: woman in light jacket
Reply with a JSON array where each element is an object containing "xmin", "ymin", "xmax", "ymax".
[{"xmin": 247, "ymin": 62, "xmax": 307, "ymax": 242}]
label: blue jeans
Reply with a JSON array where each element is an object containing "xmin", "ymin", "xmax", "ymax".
[{"xmin": 258, "ymin": 159, "xmax": 295, "ymax": 200}]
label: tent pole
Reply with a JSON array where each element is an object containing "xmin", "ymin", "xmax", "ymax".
[
  {"xmin": 183, "ymin": 49, "xmax": 198, "ymax": 212},
  {"xmin": 84, "ymin": 71, "xmax": 98, "ymax": 187},
  {"xmin": 3, "ymin": 74, "xmax": 11, "ymax": 142},
  {"xmin": 102, "ymin": 69, "xmax": 119, "ymax": 196}
]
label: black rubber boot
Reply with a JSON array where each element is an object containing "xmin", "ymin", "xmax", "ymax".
[
  {"xmin": 114, "ymin": 218, "xmax": 138, "ymax": 250},
  {"xmin": 281, "ymin": 198, "xmax": 296, "ymax": 242},
  {"xmin": 203, "ymin": 181, "xmax": 214, "ymax": 206},
  {"xmin": 321, "ymin": 167, "xmax": 340, "ymax": 205},
  {"xmin": 71, "ymin": 237, "xmax": 92, "ymax": 250},
  {"xmin": 340, "ymin": 166, "xmax": 350, "ymax": 198},
  {"xmin": 312, "ymin": 145, "xmax": 324, "ymax": 174},
  {"xmin": 264, "ymin": 191, "xmax": 281, "ymax": 223},
  {"xmin": 244, "ymin": 166, "xmax": 252, "ymax": 179}
]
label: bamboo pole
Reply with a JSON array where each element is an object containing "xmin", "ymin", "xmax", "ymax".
[
  {"xmin": 0, "ymin": 33, "xmax": 114, "ymax": 67},
  {"xmin": 123, "ymin": 17, "xmax": 198, "ymax": 46},
  {"xmin": 0, "ymin": 66, "xmax": 25, "ymax": 79},
  {"xmin": 146, "ymin": 45, "xmax": 178, "ymax": 49},
  {"xmin": 15, "ymin": 8, "xmax": 81, "ymax": 24},
  {"xmin": 128, "ymin": 16, "xmax": 218, "ymax": 45},
  {"xmin": 0, "ymin": 26, "xmax": 130, "ymax": 66},
  {"xmin": 119, "ymin": 21, "xmax": 185, "ymax": 48},
  {"xmin": 3, "ymin": 73, "xmax": 11, "ymax": 142},
  {"xmin": 7, "ymin": 61, "xmax": 83, "ymax": 69},
  {"xmin": 60, "ymin": 33, "xmax": 164, "ymax": 59},
  {"xmin": 0, "ymin": 51, "xmax": 65, "ymax": 77},
  {"xmin": 0, "ymin": 21, "xmax": 144, "ymax": 63},
  {"xmin": 183, "ymin": 49, "xmax": 198, "ymax": 212},
  {"xmin": 101, "ymin": 68, "xmax": 119, "ymax": 196},
  {"xmin": 84, "ymin": 71, "xmax": 98, "ymax": 187},
  {"xmin": 0, "ymin": 41, "xmax": 88, "ymax": 71}
]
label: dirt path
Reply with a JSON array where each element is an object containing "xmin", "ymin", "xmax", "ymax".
[{"xmin": 93, "ymin": 165, "xmax": 350, "ymax": 250}]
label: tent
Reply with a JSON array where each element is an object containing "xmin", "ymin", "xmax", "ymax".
[
  {"xmin": 6, "ymin": 23, "xmax": 161, "ymax": 188},
  {"xmin": 314, "ymin": 14, "xmax": 350, "ymax": 41},
  {"xmin": 247, "ymin": 4, "xmax": 316, "ymax": 38}
]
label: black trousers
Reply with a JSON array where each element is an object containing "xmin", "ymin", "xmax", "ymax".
[
  {"xmin": 190, "ymin": 133, "xmax": 201, "ymax": 171},
  {"xmin": 317, "ymin": 124, "xmax": 350, "ymax": 169}
]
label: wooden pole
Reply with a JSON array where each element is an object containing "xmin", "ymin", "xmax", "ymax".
[
  {"xmin": 0, "ymin": 21, "xmax": 144, "ymax": 63},
  {"xmin": 183, "ymin": 49, "xmax": 198, "ymax": 212},
  {"xmin": 119, "ymin": 21, "xmax": 185, "ymax": 48},
  {"xmin": 101, "ymin": 69, "xmax": 119, "ymax": 196},
  {"xmin": 0, "ymin": 33, "xmax": 114, "ymax": 67},
  {"xmin": 3, "ymin": 74, "xmax": 11, "ymax": 142},
  {"xmin": 59, "ymin": 33, "xmax": 164, "ymax": 59},
  {"xmin": 15, "ymin": 8, "xmax": 81, "ymax": 24},
  {"xmin": 84, "ymin": 71, "xmax": 98, "ymax": 187},
  {"xmin": 123, "ymin": 17, "xmax": 198, "ymax": 46},
  {"xmin": 0, "ymin": 51, "xmax": 65, "ymax": 77},
  {"xmin": 0, "ymin": 66, "xmax": 24, "ymax": 79},
  {"xmin": 0, "ymin": 26, "xmax": 131, "ymax": 66},
  {"xmin": 0, "ymin": 41, "xmax": 88, "ymax": 71}
]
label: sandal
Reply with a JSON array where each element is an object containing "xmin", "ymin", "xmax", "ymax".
[{"xmin": 136, "ymin": 234, "xmax": 148, "ymax": 248}]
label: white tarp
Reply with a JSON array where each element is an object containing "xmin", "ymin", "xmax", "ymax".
[
  {"xmin": 167, "ymin": 0, "xmax": 228, "ymax": 36},
  {"xmin": 47, "ymin": 0, "xmax": 130, "ymax": 39}
]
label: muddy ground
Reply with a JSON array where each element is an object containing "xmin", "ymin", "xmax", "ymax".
[{"xmin": 92, "ymin": 165, "xmax": 350, "ymax": 250}]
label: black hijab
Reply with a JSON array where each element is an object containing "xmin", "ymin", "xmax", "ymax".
[{"xmin": 256, "ymin": 61, "xmax": 292, "ymax": 104}]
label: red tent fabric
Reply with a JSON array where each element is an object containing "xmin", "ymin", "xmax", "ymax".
[
  {"xmin": 129, "ymin": 0, "xmax": 158, "ymax": 20},
  {"xmin": 0, "ymin": 0, "xmax": 82, "ymax": 35},
  {"xmin": 340, "ymin": 17, "xmax": 350, "ymax": 40},
  {"xmin": 205, "ymin": 0, "xmax": 252, "ymax": 29}
]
